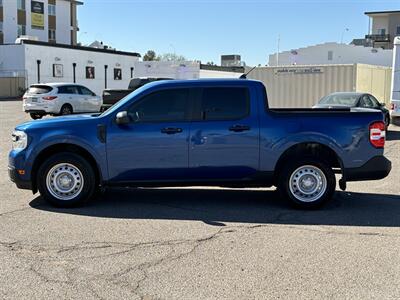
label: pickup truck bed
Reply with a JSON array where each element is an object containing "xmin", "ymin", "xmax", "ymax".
[{"xmin": 9, "ymin": 79, "xmax": 391, "ymax": 209}]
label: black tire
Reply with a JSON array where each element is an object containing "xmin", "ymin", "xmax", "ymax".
[
  {"xmin": 60, "ymin": 104, "xmax": 73, "ymax": 115},
  {"xmin": 37, "ymin": 152, "xmax": 96, "ymax": 208},
  {"xmin": 278, "ymin": 157, "xmax": 336, "ymax": 209},
  {"xmin": 30, "ymin": 113, "xmax": 43, "ymax": 120},
  {"xmin": 385, "ymin": 115, "xmax": 390, "ymax": 130}
]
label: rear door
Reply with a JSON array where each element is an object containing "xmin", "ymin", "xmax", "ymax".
[
  {"xmin": 57, "ymin": 85, "xmax": 82, "ymax": 112},
  {"xmin": 188, "ymin": 86, "xmax": 260, "ymax": 181}
]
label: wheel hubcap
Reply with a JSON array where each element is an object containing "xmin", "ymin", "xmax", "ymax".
[
  {"xmin": 46, "ymin": 163, "xmax": 84, "ymax": 201},
  {"xmin": 289, "ymin": 165, "xmax": 327, "ymax": 203}
]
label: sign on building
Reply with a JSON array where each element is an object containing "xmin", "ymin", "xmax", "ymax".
[{"xmin": 31, "ymin": 1, "xmax": 44, "ymax": 29}]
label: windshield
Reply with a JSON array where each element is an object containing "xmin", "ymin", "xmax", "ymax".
[
  {"xmin": 27, "ymin": 85, "xmax": 53, "ymax": 95},
  {"xmin": 319, "ymin": 94, "xmax": 359, "ymax": 106}
]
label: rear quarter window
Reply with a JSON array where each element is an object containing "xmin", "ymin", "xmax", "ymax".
[{"xmin": 27, "ymin": 85, "xmax": 53, "ymax": 94}]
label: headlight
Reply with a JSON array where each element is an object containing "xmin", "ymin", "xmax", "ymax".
[{"xmin": 12, "ymin": 131, "xmax": 28, "ymax": 150}]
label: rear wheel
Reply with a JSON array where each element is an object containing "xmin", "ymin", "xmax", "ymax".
[
  {"xmin": 278, "ymin": 158, "xmax": 336, "ymax": 209},
  {"xmin": 30, "ymin": 113, "xmax": 43, "ymax": 120},
  {"xmin": 37, "ymin": 153, "xmax": 96, "ymax": 207},
  {"xmin": 60, "ymin": 104, "xmax": 73, "ymax": 115}
]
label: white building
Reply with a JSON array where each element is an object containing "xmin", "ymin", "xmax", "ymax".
[
  {"xmin": 269, "ymin": 42, "xmax": 393, "ymax": 67},
  {"xmin": 0, "ymin": 40, "xmax": 140, "ymax": 96},
  {"xmin": 365, "ymin": 10, "xmax": 400, "ymax": 49},
  {"xmin": 0, "ymin": 0, "xmax": 82, "ymax": 45},
  {"xmin": 133, "ymin": 61, "xmax": 244, "ymax": 80}
]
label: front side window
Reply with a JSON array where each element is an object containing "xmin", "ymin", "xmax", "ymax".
[
  {"xmin": 367, "ymin": 95, "xmax": 380, "ymax": 108},
  {"xmin": 48, "ymin": 4, "xmax": 56, "ymax": 16},
  {"xmin": 17, "ymin": 0, "xmax": 25, "ymax": 10},
  {"xmin": 200, "ymin": 87, "xmax": 249, "ymax": 121},
  {"xmin": 58, "ymin": 85, "xmax": 79, "ymax": 95},
  {"xmin": 17, "ymin": 25, "xmax": 26, "ymax": 36},
  {"xmin": 128, "ymin": 89, "xmax": 189, "ymax": 123},
  {"xmin": 359, "ymin": 95, "xmax": 374, "ymax": 108}
]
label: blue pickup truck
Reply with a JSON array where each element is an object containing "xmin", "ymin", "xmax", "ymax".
[{"xmin": 9, "ymin": 79, "xmax": 391, "ymax": 209}]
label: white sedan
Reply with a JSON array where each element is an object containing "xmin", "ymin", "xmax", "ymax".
[{"xmin": 23, "ymin": 83, "xmax": 102, "ymax": 120}]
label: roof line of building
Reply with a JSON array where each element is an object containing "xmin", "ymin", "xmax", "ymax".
[
  {"xmin": 16, "ymin": 40, "xmax": 141, "ymax": 57},
  {"xmin": 64, "ymin": 0, "xmax": 84, "ymax": 5},
  {"xmin": 365, "ymin": 10, "xmax": 400, "ymax": 15}
]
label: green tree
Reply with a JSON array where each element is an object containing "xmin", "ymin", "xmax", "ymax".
[{"xmin": 143, "ymin": 50, "xmax": 159, "ymax": 61}]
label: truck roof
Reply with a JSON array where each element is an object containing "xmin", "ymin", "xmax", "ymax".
[{"xmin": 143, "ymin": 78, "xmax": 265, "ymax": 89}]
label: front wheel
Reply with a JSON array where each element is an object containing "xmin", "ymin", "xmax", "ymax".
[
  {"xmin": 278, "ymin": 158, "xmax": 336, "ymax": 209},
  {"xmin": 37, "ymin": 153, "xmax": 96, "ymax": 207}
]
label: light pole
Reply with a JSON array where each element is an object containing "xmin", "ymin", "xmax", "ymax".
[{"xmin": 341, "ymin": 28, "xmax": 349, "ymax": 44}]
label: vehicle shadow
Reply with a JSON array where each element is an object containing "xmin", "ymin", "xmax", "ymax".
[
  {"xmin": 387, "ymin": 129, "xmax": 400, "ymax": 141},
  {"xmin": 29, "ymin": 188, "xmax": 400, "ymax": 227}
]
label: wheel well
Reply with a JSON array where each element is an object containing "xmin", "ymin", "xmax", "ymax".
[
  {"xmin": 31, "ymin": 143, "xmax": 100, "ymax": 192},
  {"xmin": 274, "ymin": 143, "xmax": 342, "ymax": 183}
]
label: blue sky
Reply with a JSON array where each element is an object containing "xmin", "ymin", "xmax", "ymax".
[{"xmin": 78, "ymin": 0, "xmax": 399, "ymax": 66}]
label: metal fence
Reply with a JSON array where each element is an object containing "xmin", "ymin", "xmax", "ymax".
[{"xmin": 0, "ymin": 70, "xmax": 27, "ymax": 99}]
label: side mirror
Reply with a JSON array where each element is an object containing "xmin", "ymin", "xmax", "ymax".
[
  {"xmin": 380, "ymin": 102, "xmax": 386, "ymax": 107},
  {"xmin": 92, "ymin": 92, "xmax": 97, "ymax": 96},
  {"xmin": 115, "ymin": 111, "xmax": 130, "ymax": 125}
]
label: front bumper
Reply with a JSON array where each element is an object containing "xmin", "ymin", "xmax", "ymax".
[
  {"xmin": 8, "ymin": 166, "xmax": 32, "ymax": 190},
  {"xmin": 345, "ymin": 156, "xmax": 392, "ymax": 182}
]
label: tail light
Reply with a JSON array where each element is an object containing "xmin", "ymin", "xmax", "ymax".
[
  {"xmin": 42, "ymin": 96, "xmax": 58, "ymax": 101},
  {"xmin": 369, "ymin": 121, "xmax": 386, "ymax": 148}
]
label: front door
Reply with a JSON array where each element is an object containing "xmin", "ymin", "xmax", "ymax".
[
  {"xmin": 188, "ymin": 86, "xmax": 259, "ymax": 181},
  {"xmin": 106, "ymin": 88, "xmax": 191, "ymax": 182}
]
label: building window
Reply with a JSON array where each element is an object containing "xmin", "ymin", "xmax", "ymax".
[
  {"xmin": 18, "ymin": 25, "xmax": 26, "ymax": 37},
  {"xmin": 49, "ymin": 29, "xmax": 56, "ymax": 41},
  {"xmin": 0, "ymin": 0, "xmax": 3, "ymax": 7},
  {"xmin": 328, "ymin": 51, "xmax": 333, "ymax": 61},
  {"xmin": 378, "ymin": 28, "xmax": 386, "ymax": 35},
  {"xmin": 0, "ymin": 22, "xmax": 3, "ymax": 33},
  {"xmin": 397, "ymin": 26, "xmax": 400, "ymax": 35},
  {"xmin": 48, "ymin": 4, "xmax": 56, "ymax": 16},
  {"xmin": 17, "ymin": 0, "xmax": 25, "ymax": 10}
]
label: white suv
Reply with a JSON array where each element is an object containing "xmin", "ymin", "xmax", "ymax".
[{"xmin": 23, "ymin": 83, "xmax": 102, "ymax": 119}]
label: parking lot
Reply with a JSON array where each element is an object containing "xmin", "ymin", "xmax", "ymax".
[{"xmin": 1, "ymin": 99, "xmax": 400, "ymax": 299}]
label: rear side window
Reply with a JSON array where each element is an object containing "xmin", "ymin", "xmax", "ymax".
[
  {"xmin": 200, "ymin": 87, "xmax": 249, "ymax": 121},
  {"xmin": 27, "ymin": 85, "xmax": 53, "ymax": 94},
  {"xmin": 128, "ymin": 89, "xmax": 189, "ymax": 123},
  {"xmin": 79, "ymin": 86, "xmax": 95, "ymax": 96},
  {"xmin": 58, "ymin": 85, "xmax": 79, "ymax": 94}
]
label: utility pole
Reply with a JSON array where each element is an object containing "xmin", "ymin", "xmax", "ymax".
[{"xmin": 276, "ymin": 35, "xmax": 280, "ymax": 67}]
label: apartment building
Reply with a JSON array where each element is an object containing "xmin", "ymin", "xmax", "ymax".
[
  {"xmin": 0, "ymin": 0, "xmax": 82, "ymax": 45},
  {"xmin": 365, "ymin": 10, "xmax": 400, "ymax": 49}
]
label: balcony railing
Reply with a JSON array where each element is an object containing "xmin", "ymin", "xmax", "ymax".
[{"xmin": 365, "ymin": 34, "xmax": 391, "ymax": 42}]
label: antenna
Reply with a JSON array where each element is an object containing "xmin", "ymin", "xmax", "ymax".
[{"xmin": 240, "ymin": 66, "xmax": 257, "ymax": 79}]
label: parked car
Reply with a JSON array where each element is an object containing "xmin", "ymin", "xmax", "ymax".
[
  {"xmin": 23, "ymin": 83, "xmax": 102, "ymax": 120},
  {"xmin": 313, "ymin": 92, "xmax": 391, "ymax": 128},
  {"xmin": 9, "ymin": 79, "xmax": 391, "ymax": 209},
  {"xmin": 391, "ymin": 100, "xmax": 400, "ymax": 125},
  {"xmin": 101, "ymin": 77, "xmax": 172, "ymax": 111}
]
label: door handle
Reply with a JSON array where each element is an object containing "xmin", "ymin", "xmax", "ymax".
[
  {"xmin": 161, "ymin": 127, "xmax": 183, "ymax": 134},
  {"xmin": 229, "ymin": 125, "xmax": 251, "ymax": 132}
]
